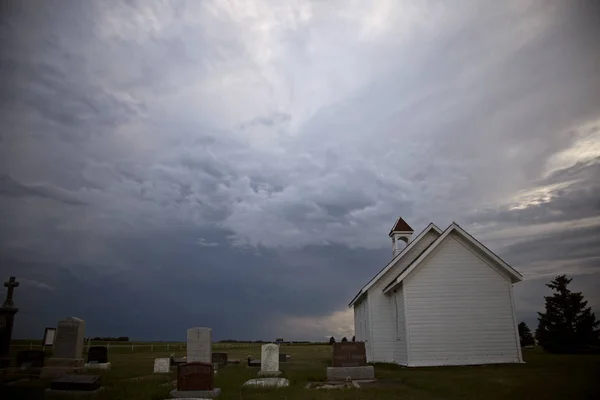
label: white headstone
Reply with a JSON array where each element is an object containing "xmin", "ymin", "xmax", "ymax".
[
  {"xmin": 53, "ymin": 317, "xmax": 85, "ymax": 359},
  {"xmin": 186, "ymin": 327, "xmax": 211, "ymax": 363},
  {"xmin": 153, "ymin": 358, "xmax": 170, "ymax": 373},
  {"xmin": 260, "ymin": 343, "xmax": 279, "ymax": 373}
]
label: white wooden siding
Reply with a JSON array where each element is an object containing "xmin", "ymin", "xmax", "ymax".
[
  {"xmin": 367, "ymin": 230, "xmax": 440, "ymax": 363},
  {"xmin": 404, "ymin": 233, "xmax": 521, "ymax": 366},
  {"xmin": 393, "ymin": 286, "xmax": 408, "ymax": 364},
  {"xmin": 353, "ymin": 297, "xmax": 371, "ymax": 358}
]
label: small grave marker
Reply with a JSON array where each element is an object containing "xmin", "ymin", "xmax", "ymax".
[
  {"xmin": 42, "ymin": 327, "xmax": 56, "ymax": 348},
  {"xmin": 154, "ymin": 358, "xmax": 170, "ymax": 373}
]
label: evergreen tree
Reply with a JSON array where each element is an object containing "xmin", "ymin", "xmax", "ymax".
[
  {"xmin": 341, "ymin": 337, "xmax": 348, "ymax": 342},
  {"xmin": 329, "ymin": 336, "xmax": 336, "ymax": 345},
  {"xmin": 536, "ymin": 275, "xmax": 600, "ymax": 353},
  {"xmin": 352, "ymin": 335, "xmax": 355, "ymax": 342},
  {"xmin": 518, "ymin": 322, "xmax": 535, "ymax": 347}
]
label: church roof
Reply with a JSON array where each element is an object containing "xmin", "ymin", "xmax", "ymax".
[
  {"xmin": 388, "ymin": 217, "xmax": 413, "ymax": 236},
  {"xmin": 382, "ymin": 222, "xmax": 523, "ymax": 294}
]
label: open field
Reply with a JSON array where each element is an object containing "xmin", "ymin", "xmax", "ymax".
[{"xmin": 3, "ymin": 344, "xmax": 599, "ymax": 400}]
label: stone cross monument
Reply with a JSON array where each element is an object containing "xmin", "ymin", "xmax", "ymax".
[
  {"xmin": 1, "ymin": 276, "xmax": 20, "ymax": 368},
  {"xmin": 3, "ymin": 276, "xmax": 19, "ymax": 308}
]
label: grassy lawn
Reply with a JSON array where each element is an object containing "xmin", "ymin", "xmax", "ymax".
[{"xmin": 3, "ymin": 344, "xmax": 599, "ymax": 399}]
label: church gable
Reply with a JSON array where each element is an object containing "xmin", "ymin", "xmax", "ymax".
[
  {"xmin": 404, "ymin": 233, "xmax": 509, "ymax": 287},
  {"xmin": 383, "ymin": 223, "xmax": 522, "ymax": 294}
]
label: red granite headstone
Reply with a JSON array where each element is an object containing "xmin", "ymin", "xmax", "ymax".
[
  {"xmin": 332, "ymin": 342, "xmax": 367, "ymax": 367},
  {"xmin": 177, "ymin": 362, "xmax": 213, "ymax": 391}
]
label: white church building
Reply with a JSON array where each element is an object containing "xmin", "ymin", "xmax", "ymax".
[{"xmin": 349, "ymin": 217, "xmax": 523, "ymax": 367}]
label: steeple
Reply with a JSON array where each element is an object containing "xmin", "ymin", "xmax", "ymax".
[{"xmin": 389, "ymin": 217, "xmax": 414, "ymax": 257}]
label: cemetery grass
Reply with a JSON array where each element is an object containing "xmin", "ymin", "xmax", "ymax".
[{"xmin": 6, "ymin": 344, "xmax": 600, "ymax": 400}]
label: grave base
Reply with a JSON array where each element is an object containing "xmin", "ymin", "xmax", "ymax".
[
  {"xmin": 243, "ymin": 377, "xmax": 289, "ymax": 388},
  {"xmin": 84, "ymin": 362, "xmax": 111, "ymax": 371},
  {"xmin": 40, "ymin": 367, "xmax": 84, "ymax": 380},
  {"xmin": 170, "ymin": 388, "xmax": 221, "ymax": 398},
  {"xmin": 305, "ymin": 381, "xmax": 360, "ymax": 389},
  {"xmin": 46, "ymin": 358, "xmax": 85, "ymax": 368},
  {"xmin": 42, "ymin": 358, "xmax": 85, "ymax": 378},
  {"xmin": 45, "ymin": 387, "xmax": 104, "ymax": 398},
  {"xmin": 257, "ymin": 370, "xmax": 282, "ymax": 377},
  {"xmin": 326, "ymin": 366, "xmax": 375, "ymax": 381}
]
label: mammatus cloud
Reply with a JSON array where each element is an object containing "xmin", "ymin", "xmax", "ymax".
[
  {"xmin": 0, "ymin": 175, "xmax": 86, "ymax": 206},
  {"xmin": 0, "ymin": 0, "xmax": 599, "ymax": 340},
  {"xmin": 197, "ymin": 238, "xmax": 219, "ymax": 247}
]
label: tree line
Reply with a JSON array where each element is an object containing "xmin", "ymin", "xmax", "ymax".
[{"xmin": 86, "ymin": 336, "xmax": 130, "ymax": 342}]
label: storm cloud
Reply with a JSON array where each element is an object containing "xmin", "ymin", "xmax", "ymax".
[{"xmin": 1, "ymin": 0, "xmax": 599, "ymax": 341}]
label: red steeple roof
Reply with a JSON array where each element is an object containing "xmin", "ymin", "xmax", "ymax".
[{"xmin": 389, "ymin": 217, "xmax": 414, "ymax": 236}]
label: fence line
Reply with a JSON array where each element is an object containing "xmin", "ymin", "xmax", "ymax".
[{"xmin": 9, "ymin": 342, "xmax": 258, "ymax": 353}]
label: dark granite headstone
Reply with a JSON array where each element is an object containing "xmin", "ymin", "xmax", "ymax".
[
  {"xmin": 332, "ymin": 342, "xmax": 367, "ymax": 367},
  {"xmin": 212, "ymin": 352, "xmax": 227, "ymax": 366},
  {"xmin": 16, "ymin": 350, "xmax": 45, "ymax": 369},
  {"xmin": 170, "ymin": 356, "xmax": 186, "ymax": 366},
  {"xmin": 279, "ymin": 353, "xmax": 288, "ymax": 362},
  {"xmin": 177, "ymin": 362, "xmax": 213, "ymax": 391},
  {"xmin": 247, "ymin": 356, "xmax": 261, "ymax": 367},
  {"xmin": 87, "ymin": 346, "xmax": 108, "ymax": 363},
  {"xmin": 51, "ymin": 375, "xmax": 102, "ymax": 391}
]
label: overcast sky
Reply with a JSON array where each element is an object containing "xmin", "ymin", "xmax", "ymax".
[{"xmin": 1, "ymin": 0, "xmax": 599, "ymax": 341}]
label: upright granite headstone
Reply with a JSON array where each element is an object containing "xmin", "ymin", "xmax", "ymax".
[
  {"xmin": 332, "ymin": 342, "xmax": 367, "ymax": 367},
  {"xmin": 212, "ymin": 352, "xmax": 228, "ymax": 367},
  {"xmin": 187, "ymin": 327, "xmax": 211, "ymax": 363},
  {"xmin": 42, "ymin": 317, "xmax": 85, "ymax": 378},
  {"xmin": 258, "ymin": 343, "xmax": 281, "ymax": 377},
  {"xmin": 171, "ymin": 362, "xmax": 220, "ymax": 398},
  {"xmin": 327, "ymin": 342, "xmax": 374, "ymax": 381},
  {"xmin": 53, "ymin": 317, "xmax": 85, "ymax": 359},
  {"xmin": 87, "ymin": 346, "xmax": 108, "ymax": 364},
  {"xmin": 84, "ymin": 345, "xmax": 111, "ymax": 370}
]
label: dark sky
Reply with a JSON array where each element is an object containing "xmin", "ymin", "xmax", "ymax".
[{"xmin": 1, "ymin": 0, "xmax": 599, "ymax": 341}]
